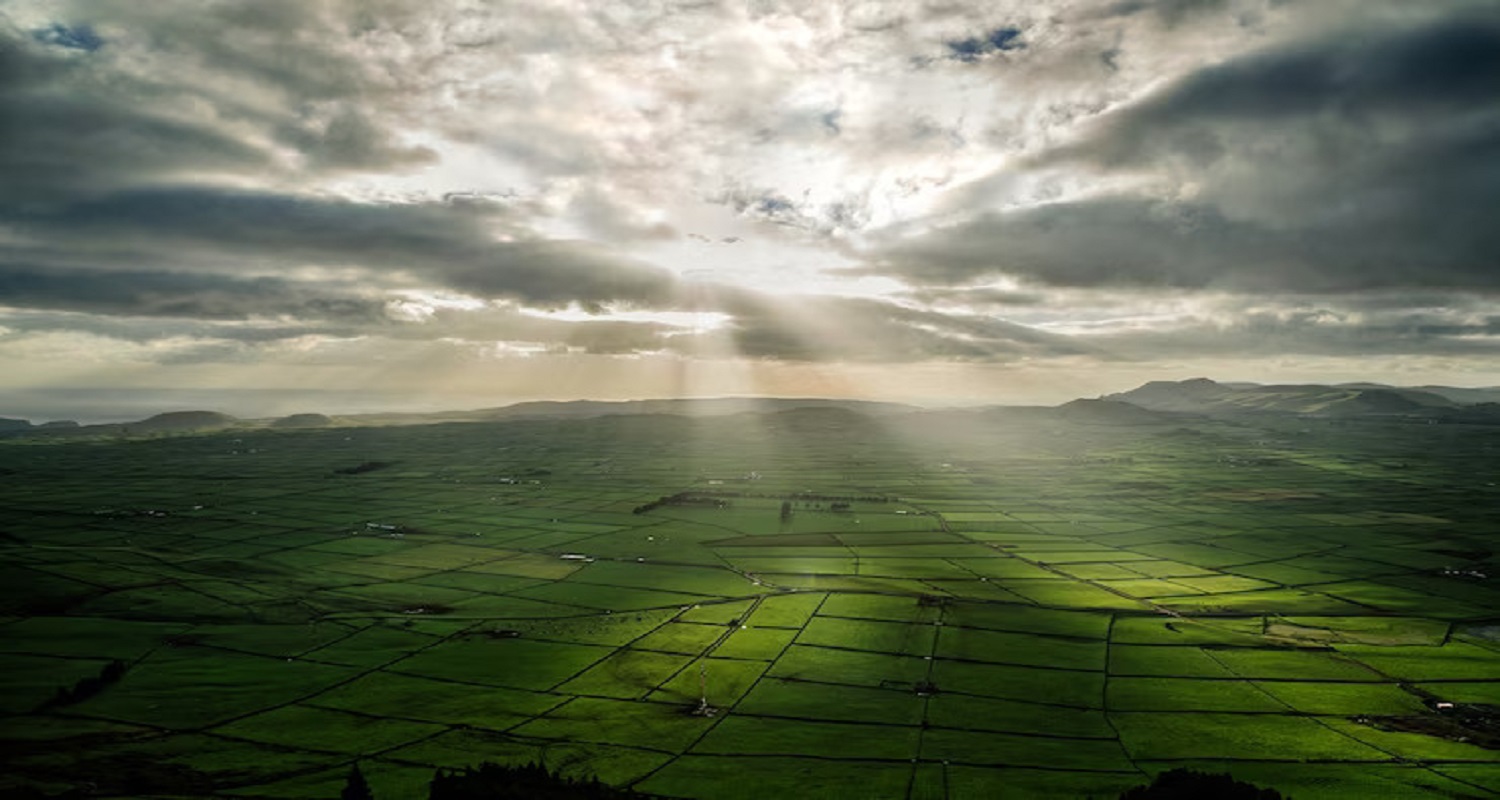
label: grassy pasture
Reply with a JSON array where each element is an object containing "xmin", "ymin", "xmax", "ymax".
[
  {"xmin": 932, "ymin": 659, "xmax": 1106, "ymax": 708},
  {"xmin": 919, "ymin": 727, "xmax": 1137, "ymax": 771},
  {"xmin": 391, "ymin": 637, "xmax": 610, "ymax": 690},
  {"xmin": 1111, "ymin": 712, "xmax": 1388, "ymax": 761},
  {"xmin": 735, "ymin": 679, "xmax": 925, "ymax": 725},
  {"xmin": 926, "ymin": 693, "xmax": 1115, "ymax": 737},
  {"xmin": 1107, "ymin": 677, "xmax": 1287, "ymax": 712},
  {"xmin": 72, "ymin": 648, "xmax": 353, "ymax": 729},
  {"xmin": 2, "ymin": 410, "xmax": 1498, "ymax": 798},
  {"xmin": 692, "ymin": 715, "xmax": 920, "ymax": 760}
]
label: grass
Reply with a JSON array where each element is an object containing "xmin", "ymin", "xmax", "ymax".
[
  {"xmin": 309, "ymin": 670, "xmax": 565, "ymax": 728},
  {"xmin": 919, "ymin": 727, "xmax": 1137, "ymax": 771},
  {"xmin": 391, "ymin": 637, "xmax": 611, "ymax": 690},
  {"xmin": 691, "ymin": 715, "xmax": 920, "ymax": 760},
  {"xmin": 1110, "ymin": 712, "xmax": 1389, "ymax": 760},
  {"xmin": 212, "ymin": 703, "xmax": 446, "ymax": 753},
  {"xmin": 735, "ymin": 679, "xmax": 925, "ymax": 725},
  {"xmin": 2, "ymin": 409, "xmax": 1498, "ymax": 798},
  {"xmin": 926, "ymin": 693, "xmax": 1115, "ymax": 737},
  {"xmin": 1106, "ymin": 677, "xmax": 1287, "ymax": 712}
]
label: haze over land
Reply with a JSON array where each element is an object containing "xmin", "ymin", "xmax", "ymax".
[{"xmin": 3, "ymin": 1, "xmax": 1499, "ymax": 419}]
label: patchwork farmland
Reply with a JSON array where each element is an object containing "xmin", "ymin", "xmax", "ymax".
[{"xmin": 2, "ymin": 408, "xmax": 1498, "ymax": 798}]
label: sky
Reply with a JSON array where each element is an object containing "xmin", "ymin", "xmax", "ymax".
[{"xmin": 2, "ymin": 0, "xmax": 1499, "ymax": 421}]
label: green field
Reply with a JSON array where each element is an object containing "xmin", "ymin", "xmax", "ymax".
[{"xmin": 1, "ymin": 409, "xmax": 1498, "ymax": 798}]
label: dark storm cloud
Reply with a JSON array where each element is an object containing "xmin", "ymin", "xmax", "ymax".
[
  {"xmin": 0, "ymin": 188, "xmax": 680, "ymax": 309},
  {"xmin": 0, "ymin": 11, "xmax": 679, "ymax": 320},
  {"xmin": 1094, "ymin": 306, "xmax": 1500, "ymax": 360},
  {"xmin": 0, "ymin": 7, "xmax": 434, "ymax": 208},
  {"xmin": 0, "ymin": 263, "xmax": 383, "ymax": 321},
  {"xmin": 1063, "ymin": 14, "xmax": 1500, "ymax": 163},
  {"xmin": 436, "ymin": 240, "xmax": 678, "ymax": 309},
  {"xmin": 0, "ymin": 307, "xmax": 354, "ymax": 346},
  {"xmin": 875, "ymin": 11, "xmax": 1500, "ymax": 294},
  {"xmin": 0, "ymin": 28, "xmax": 274, "ymax": 203},
  {"xmin": 879, "ymin": 192, "xmax": 1500, "ymax": 293}
]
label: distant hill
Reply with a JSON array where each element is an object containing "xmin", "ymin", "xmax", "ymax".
[
  {"xmin": 271, "ymin": 413, "xmax": 334, "ymax": 429},
  {"xmin": 124, "ymin": 411, "xmax": 238, "ymax": 433},
  {"xmin": 337, "ymin": 397, "xmax": 917, "ymax": 426},
  {"xmin": 1332, "ymin": 383, "xmax": 1463, "ymax": 408},
  {"xmin": 1103, "ymin": 378, "xmax": 1234, "ymax": 413},
  {"xmin": 1438, "ymin": 402, "xmax": 1500, "ymax": 424},
  {"xmin": 1055, "ymin": 398, "xmax": 1173, "ymax": 424},
  {"xmin": 3, "ymin": 410, "xmax": 240, "ymax": 440},
  {"xmin": 1341, "ymin": 383, "xmax": 1500, "ymax": 406},
  {"xmin": 10, "ymin": 383, "xmax": 1500, "ymax": 441},
  {"xmin": 1105, "ymin": 378, "xmax": 1457, "ymax": 417},
  {"xmin": 2, "ymin": 399, "xmax": 917, "ymax": 439},
  {"xmin": 476, "ymin": 397, "xmax": 916, "ymax": 420}
]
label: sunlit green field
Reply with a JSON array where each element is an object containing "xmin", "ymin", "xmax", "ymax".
[{"xmin": 2, "ymin": 409, "xmax": 1498, "ymax": 798}]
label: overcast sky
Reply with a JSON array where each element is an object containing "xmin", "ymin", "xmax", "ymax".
[{"xmin": 3, "ymin": 0, "xmax": 1498, "ymax": 420}]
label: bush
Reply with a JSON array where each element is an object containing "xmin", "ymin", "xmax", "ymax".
[
  {"xmin": 1119, "ymin": 769, "xmax": 1285, "ymax": 800},
  {"xmin": 428, "ymin": 762, "xmax": 651, "ymax": 799}
]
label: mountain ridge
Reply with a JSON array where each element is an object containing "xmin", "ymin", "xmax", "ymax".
[
  {"xmin": 7, "ymin": 380, "xmax": 1500, "ymax": 439},
  {"xmin": 1104, "ymin": 378, "xmax": 1466, "ymax": 416}
]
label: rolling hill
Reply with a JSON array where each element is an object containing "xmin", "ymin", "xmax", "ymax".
[{"xmin": 1105, "ymin": 378, "xmax": 1461, "ymax": 417}]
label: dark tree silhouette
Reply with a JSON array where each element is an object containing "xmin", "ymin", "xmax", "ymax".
[
  {"xmin": 428, "ymin": 762, "xmax": 650, "ymax": 799},
  {"xmin": 1118, "ymin": 769, "xmax": 1285, "ymax": 799},
  {"xmin": 40, "ymin": 659, "xmax": 129, "ymax": 710},
  {"xmin": 341, "ymin": 762, "xmax": 375, "ymax": 800}
]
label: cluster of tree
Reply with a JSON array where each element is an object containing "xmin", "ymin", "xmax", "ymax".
[
  {"xmin": 634, "ymin": 489, "xmax": 891, "ymax": 515},
  {"xmin": 339, "ymin": 763, "xmax": 1288, "ymax": 799},
  {"xmin": 632, "ymin": 493, "xmax": 730, "ymax": 514},
  {"xmin": 429, "ymin": 763, "xmax": 652, "ymax": 799},
  {"xmin": 40, "ymin": 659, "xmax": 128, "ymax": 710},
  {"xmin": 785, "ymin": 492, "xmax": 888, "ymax": 503},
  {"xmin": 691, "ymin": 489, "xmax": 890, "ymax": 503},
  {"xmin": 1118, "ymin": 769, "xmax": 1286, "ymax": 799},
  {"xmin": 334, "ymin": 461, "xmax": 394, "ymax": 475},
  {"xmin": 342, "ymin": 761, "xmax": 653, "ymax": 799},
  {"xmin": 341, "ymin": 764, "xmax": 374, "ymax": 800}
]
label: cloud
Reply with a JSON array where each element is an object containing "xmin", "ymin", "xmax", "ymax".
[
  {"xmin": 871, "ymin": 10, "xmax": 1500, "ymax": 294},
  {"xmin": 1083, "ymin": 302, "xmax": 1500, "ymax": 360},
  {"xmin": 1052, "ymin": 11, "xmax": 1500, "ymax": 167},
  {"xmin": 876, "ymin": 191, "xmax": 1500, "ymax": 293},
  {"xmin": 0, "ymin": 263, "xmax": 384, "ymax": 321},
  {"xmin": 2, "ymin": 0, "xmax": 1498, "ymax": 399},
  {"xmin": 1, "ymin": 187, "xmax": 681, "ymax": 309},
  {"xmin": 0, "ymin": 25, "xmax": 275, "ymax": 203},
  {"xmin": 1099, "ymin": 0, "xmax": 1233, "ymax": 27},
  {"xmin": 669, "ymin": 287, "xmax": 1091, "ymax": 363}
]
